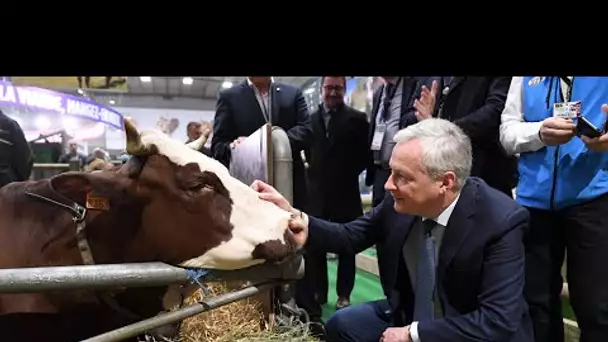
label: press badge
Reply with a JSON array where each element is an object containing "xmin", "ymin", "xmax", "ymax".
[
  {"xmin": 371, "ymin": 123, "xmax": 386, "ymax": 151},
  {"xmin": 553, "ymin": 101, "xmax": 582, "ymax": 119}
]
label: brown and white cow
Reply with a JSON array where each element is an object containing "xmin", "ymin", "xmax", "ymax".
[{"xmin": 0, "ymin": 119, "xmax": 298, "ymax": 341}]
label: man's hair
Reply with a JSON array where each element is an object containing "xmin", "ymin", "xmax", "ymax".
[
  {"xmin": 393, "ymin": 118, "xmax": 472, "ymax": 189},
  {"xmin": 186, "ymin": 121, "xmax": 201, "ymax": 131},
  {"xmin": 321, "ymin": 76, "xmax": 347, "ymax": 88}
]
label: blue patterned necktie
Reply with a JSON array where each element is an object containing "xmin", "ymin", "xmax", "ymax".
[{"xmin": 413, "ymin": 218, "xmax": 437, "ymax": 322}]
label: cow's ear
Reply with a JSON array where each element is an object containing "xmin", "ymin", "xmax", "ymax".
[{"xmin": 50, "ymin": 172, "xmax": 129, "ymax": 207}]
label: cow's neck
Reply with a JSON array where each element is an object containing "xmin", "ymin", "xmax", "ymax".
[{"xmin": 85, "ymin": 204, "xmax": 154, "ymax": 264}]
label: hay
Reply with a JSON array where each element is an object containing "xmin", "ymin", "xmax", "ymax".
[{"xmin": 179, "ymin": 282, "xmax": 318, "ymax": 342}]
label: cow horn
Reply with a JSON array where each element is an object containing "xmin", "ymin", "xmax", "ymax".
[
  {"xmin": 124, "ymin": 118, "xmax": 155, "ymax": 156},
  {"xmin": 185, "ymin": 134, "xmax": 208, "ymax": 151}
]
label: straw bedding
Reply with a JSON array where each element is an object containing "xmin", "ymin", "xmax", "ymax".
[{"xmin": 178, "ymin": 282, "xmax": 318, "ymax": 342}]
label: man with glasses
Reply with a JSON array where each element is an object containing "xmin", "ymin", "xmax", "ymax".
[
  {"xmin": 302, "ymin": 77, "xmax": 371, "ymax": 337},
  {"xmin": 366, "ymin": 77, "xmax": 423, "ymax": 207}
]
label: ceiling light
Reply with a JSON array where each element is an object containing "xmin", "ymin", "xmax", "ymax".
[
  {"xmin": 109, "ymin": 99, "xmax": 115, "ymax": 105},
  {"xmin": 140, "ymin": 76, "xmax": 152, "ymax": 82},
  {"xmin": 222, "ymin": 81, "xmax": 233, "ymax": 89},
  {"xmin": 182, "ymin": 77, "xmax": 194, "ymax": 85}
]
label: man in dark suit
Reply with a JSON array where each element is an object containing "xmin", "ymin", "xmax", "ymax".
[
  {"xmin": 211, "ymin": 76, "xmax": 312, "ymax": 209},
  {"xmin": 253, "ymin": 118, "xmax": 533, "ymax": 342},
  {"xmin": 413, "ymin": 77, "xmax": 517, "ymax": 196},
  {"xmin": 304, "ymin": 76, "xmax": 371, "ymax": 322},
  {"xmin": 366, "ymin": 77, "xmax": 422, "ymax": 207}
]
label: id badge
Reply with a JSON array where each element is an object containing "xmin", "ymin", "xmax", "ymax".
[
  {"xmin": 553, "ymin": 101, "xmax": 582, "ymax": 119},
  {"xmin": 371, "ymin": 123, "xmax": 386, "ymax": 151}
]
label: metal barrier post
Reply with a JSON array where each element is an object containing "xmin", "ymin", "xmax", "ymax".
[{"xmin": 269, "ymin": 127, "xmax": 305, "ymax": 325}]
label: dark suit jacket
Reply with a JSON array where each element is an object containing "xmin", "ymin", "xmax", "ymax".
[
  {"xmin": 365, "ymin": 77, "xmax": 421, "ymax": 186},
  {"xmin": 0, "ymin": 110, "xmax": 33, "ymax": 187},
  {"xmin": 305, "ymin": 103, "xmax": 371, "ymax": 222},
  {"xmin": 419, "ymin": 77, "xmax": 518, "ymax": 195},
  {"xmin": 306, "ymin": 177, "xmax": 533, "ymax": 342},
  {"xmin": 211, "ymin": 81, "xmax": 312, "ymax": 208}
]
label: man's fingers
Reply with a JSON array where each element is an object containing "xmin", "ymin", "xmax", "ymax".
[
  {"xmin": 602, "ymin": 104, "xmax": 608, "ymax": 116},
  {"xmin": 430, "ymin": 80, "xmax": 439, "ymax": 96},
  {"xmin": 545, "ymin": 119, "xmax": 576, "ymax": 131},
  {"xmin": 288, "ymin": 219, "xmax": 304, "ymax": 233},
  {"xmin": 544, "ymin": 127, "xmax": 575, "ymax": 137}
]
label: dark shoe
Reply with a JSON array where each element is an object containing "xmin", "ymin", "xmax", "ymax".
[
  {"xmin": 335, "ymin": 297, "xmax": 351, "ymax": 310},
  {"xmin": 309, "ymin": 319, "xmax": 326, "ymax": 341}
]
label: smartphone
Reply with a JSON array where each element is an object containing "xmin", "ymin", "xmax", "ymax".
[{"xmin": 577, "ymin": 116, "xmax": 602, "ymax": 138}]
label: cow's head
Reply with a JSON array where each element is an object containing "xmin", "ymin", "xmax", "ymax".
[{"xmin": 49, "ymin": 120, "xmax": 298, "ymax": 270}]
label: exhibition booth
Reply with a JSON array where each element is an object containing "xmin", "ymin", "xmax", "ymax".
[{"xmin": 0, "ymin": 80, "xmax": 124, "ymax": 161}]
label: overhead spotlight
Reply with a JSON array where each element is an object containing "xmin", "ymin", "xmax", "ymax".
[
  {"xmin": 182, "ymin": 77, "xmax": 194, "ymax": 85},
  {"xmin": 222, "ymin": 81, "xmax": 233, "ymax": 89},
  {"xmin": 140, "ymin": 76, "xmax": 152, "ymax": 82}
]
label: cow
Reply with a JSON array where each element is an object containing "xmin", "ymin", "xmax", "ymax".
[{"xmin": 0, "ymin": 119, "xmax": 299, "ymax": 341}]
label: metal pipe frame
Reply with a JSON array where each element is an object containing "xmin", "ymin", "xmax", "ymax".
[
  {"xmin": 271, "ymin": 127, "xmax": 293, "ymax": 204},
  {"xmin": 0, "ymin": 255, "xmax": 304, "ymax": 294},
  {"xmin": 81, "ymin": 281, "xmax": 282, "ymax": 342}
]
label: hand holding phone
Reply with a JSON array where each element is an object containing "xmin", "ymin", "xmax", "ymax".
[
  {"xmin": 576, "ymin": 116, "xmax": 602, "ymax": 139},
  {"xmin": 580, "ymin": 104, "xmax": 608, "ymax": 152}
]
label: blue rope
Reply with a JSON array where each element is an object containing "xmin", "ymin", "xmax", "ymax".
[{"xmin": 185, "ymin": 268, "xmax": 214, "ymax": 296}]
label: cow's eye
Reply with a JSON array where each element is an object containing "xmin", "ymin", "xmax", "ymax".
[{"xmin": 186, "ymin": 183, "xmax": 205, "ymax": 192}]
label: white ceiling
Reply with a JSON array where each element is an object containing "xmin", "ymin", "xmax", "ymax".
[{"xmin": 126, "ymin": 76, "xmax": 316, "ymax": 99}]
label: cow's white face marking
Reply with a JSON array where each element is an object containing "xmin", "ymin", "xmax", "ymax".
[{"xmin": 139, "ymin": 129, "xmax": 292, "ymax": 270}]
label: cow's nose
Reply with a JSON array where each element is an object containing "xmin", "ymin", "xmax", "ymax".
[{"xmin": 251, "ymin": 230, "xmax": 298, "ymax": 264}]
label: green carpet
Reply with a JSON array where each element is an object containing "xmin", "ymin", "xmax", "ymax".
[{"xmin": 321, "ymin": 260, "xmax": 385, "ymax": 321}]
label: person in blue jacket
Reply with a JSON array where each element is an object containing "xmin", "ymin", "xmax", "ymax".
[{"xmin": 500, "ymin": 76, "xmax": 608, "ymax": 342}]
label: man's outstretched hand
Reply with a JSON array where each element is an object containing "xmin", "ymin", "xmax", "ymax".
[
  {"xmin": 250, "ymin": 180, "xmax": 294, "ymax": 213},
  {"xmin": 250, "ymin": 180, "xmax": 308, "ymax": 248}
]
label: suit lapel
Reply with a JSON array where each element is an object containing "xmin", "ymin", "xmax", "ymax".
[
  {"xmin": 437, "ymin": 180, "xmax": 477, "ymax": 280},
  {"xmin": 270, "ymin": 83, "xmax": 279, "ymax": 125},
  {"xmin": 447, "ymin": 76, "xmax": 465, "ymax": 92}
]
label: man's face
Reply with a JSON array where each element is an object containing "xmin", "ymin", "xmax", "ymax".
[
  {"xmin": 188, "ymin": 124, "xmax": 201, "ymax": 140},
  {"xmin": 381, "ymin": 76, "xmax": 397, "ymax": 84},
  {"xmin": 69, "ymin": 143, "xmax": 77, "ymax": 153},
  {"xmin": 248, "ymin": 77, "xmax": 271, "ymax": 87},
  {"xmin": 322, "ymin": 77, "xmax": 346, "ymax": 109},
  {"xmin": 385, "ymin": 139, "xmax": 446, "ymax": 217}
]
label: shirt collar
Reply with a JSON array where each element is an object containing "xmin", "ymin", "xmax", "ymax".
[{"xmin": 423, "ymin": 192, "xmax": 460, "ymax": 226}]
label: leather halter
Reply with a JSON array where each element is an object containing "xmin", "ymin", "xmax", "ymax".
[{"xmin": 25, "ymin": 186, "xmax": 143, "ymax": 321}]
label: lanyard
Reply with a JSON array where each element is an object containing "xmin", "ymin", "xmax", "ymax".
[
  {"xmin": 558, "ymin": 76, "xmax": 574, "ymax": 102},
  {"xmin": 378, "ymin": 77, "xmax": 402, "ymax": 123}
]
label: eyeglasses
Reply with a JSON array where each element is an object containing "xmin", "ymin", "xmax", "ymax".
[{"xmin": 323, "ymin": 85, "xmax": 345, "ymax": 92}]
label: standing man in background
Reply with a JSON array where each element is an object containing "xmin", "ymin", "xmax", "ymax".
[
  {"xmin": 0, "ymin": 110, "xmax": 33, "ymax": 188},
  {"xmin": 500, "ymin": 76, "xmax": 608, "ymax": 342},
  {"xmin": 186, "ymin": 121, "xmax": 212, "ymax": 157},
  {"xmin": 413, "ymin": 76, "xmax": 516, "ymax": 196},
  {"xmin": 304, "ymin": 76, "xmax": 371, "ymax": 332},
  {"xmin": 366, "ymin": 76, "xmax": 422, "ymax": 207},
  {"xmin": 211, "ymin": 76, "xmax": 312, "ymax": 209}
]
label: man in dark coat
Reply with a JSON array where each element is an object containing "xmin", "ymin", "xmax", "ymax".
[
  {"xmin": 413, "ymin": 77, "xmax": 517, "ymax": 196},
  {"xmin": 0, "ymin": 110, "xmax": 33, "ymax": 188},
  {"xmin": 302, "ymin": 76, "xmax": 371, "ymax": 329},
  {"xmin": 211, "ymin": 77, "xmax": 312, "ymax": 209}
]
